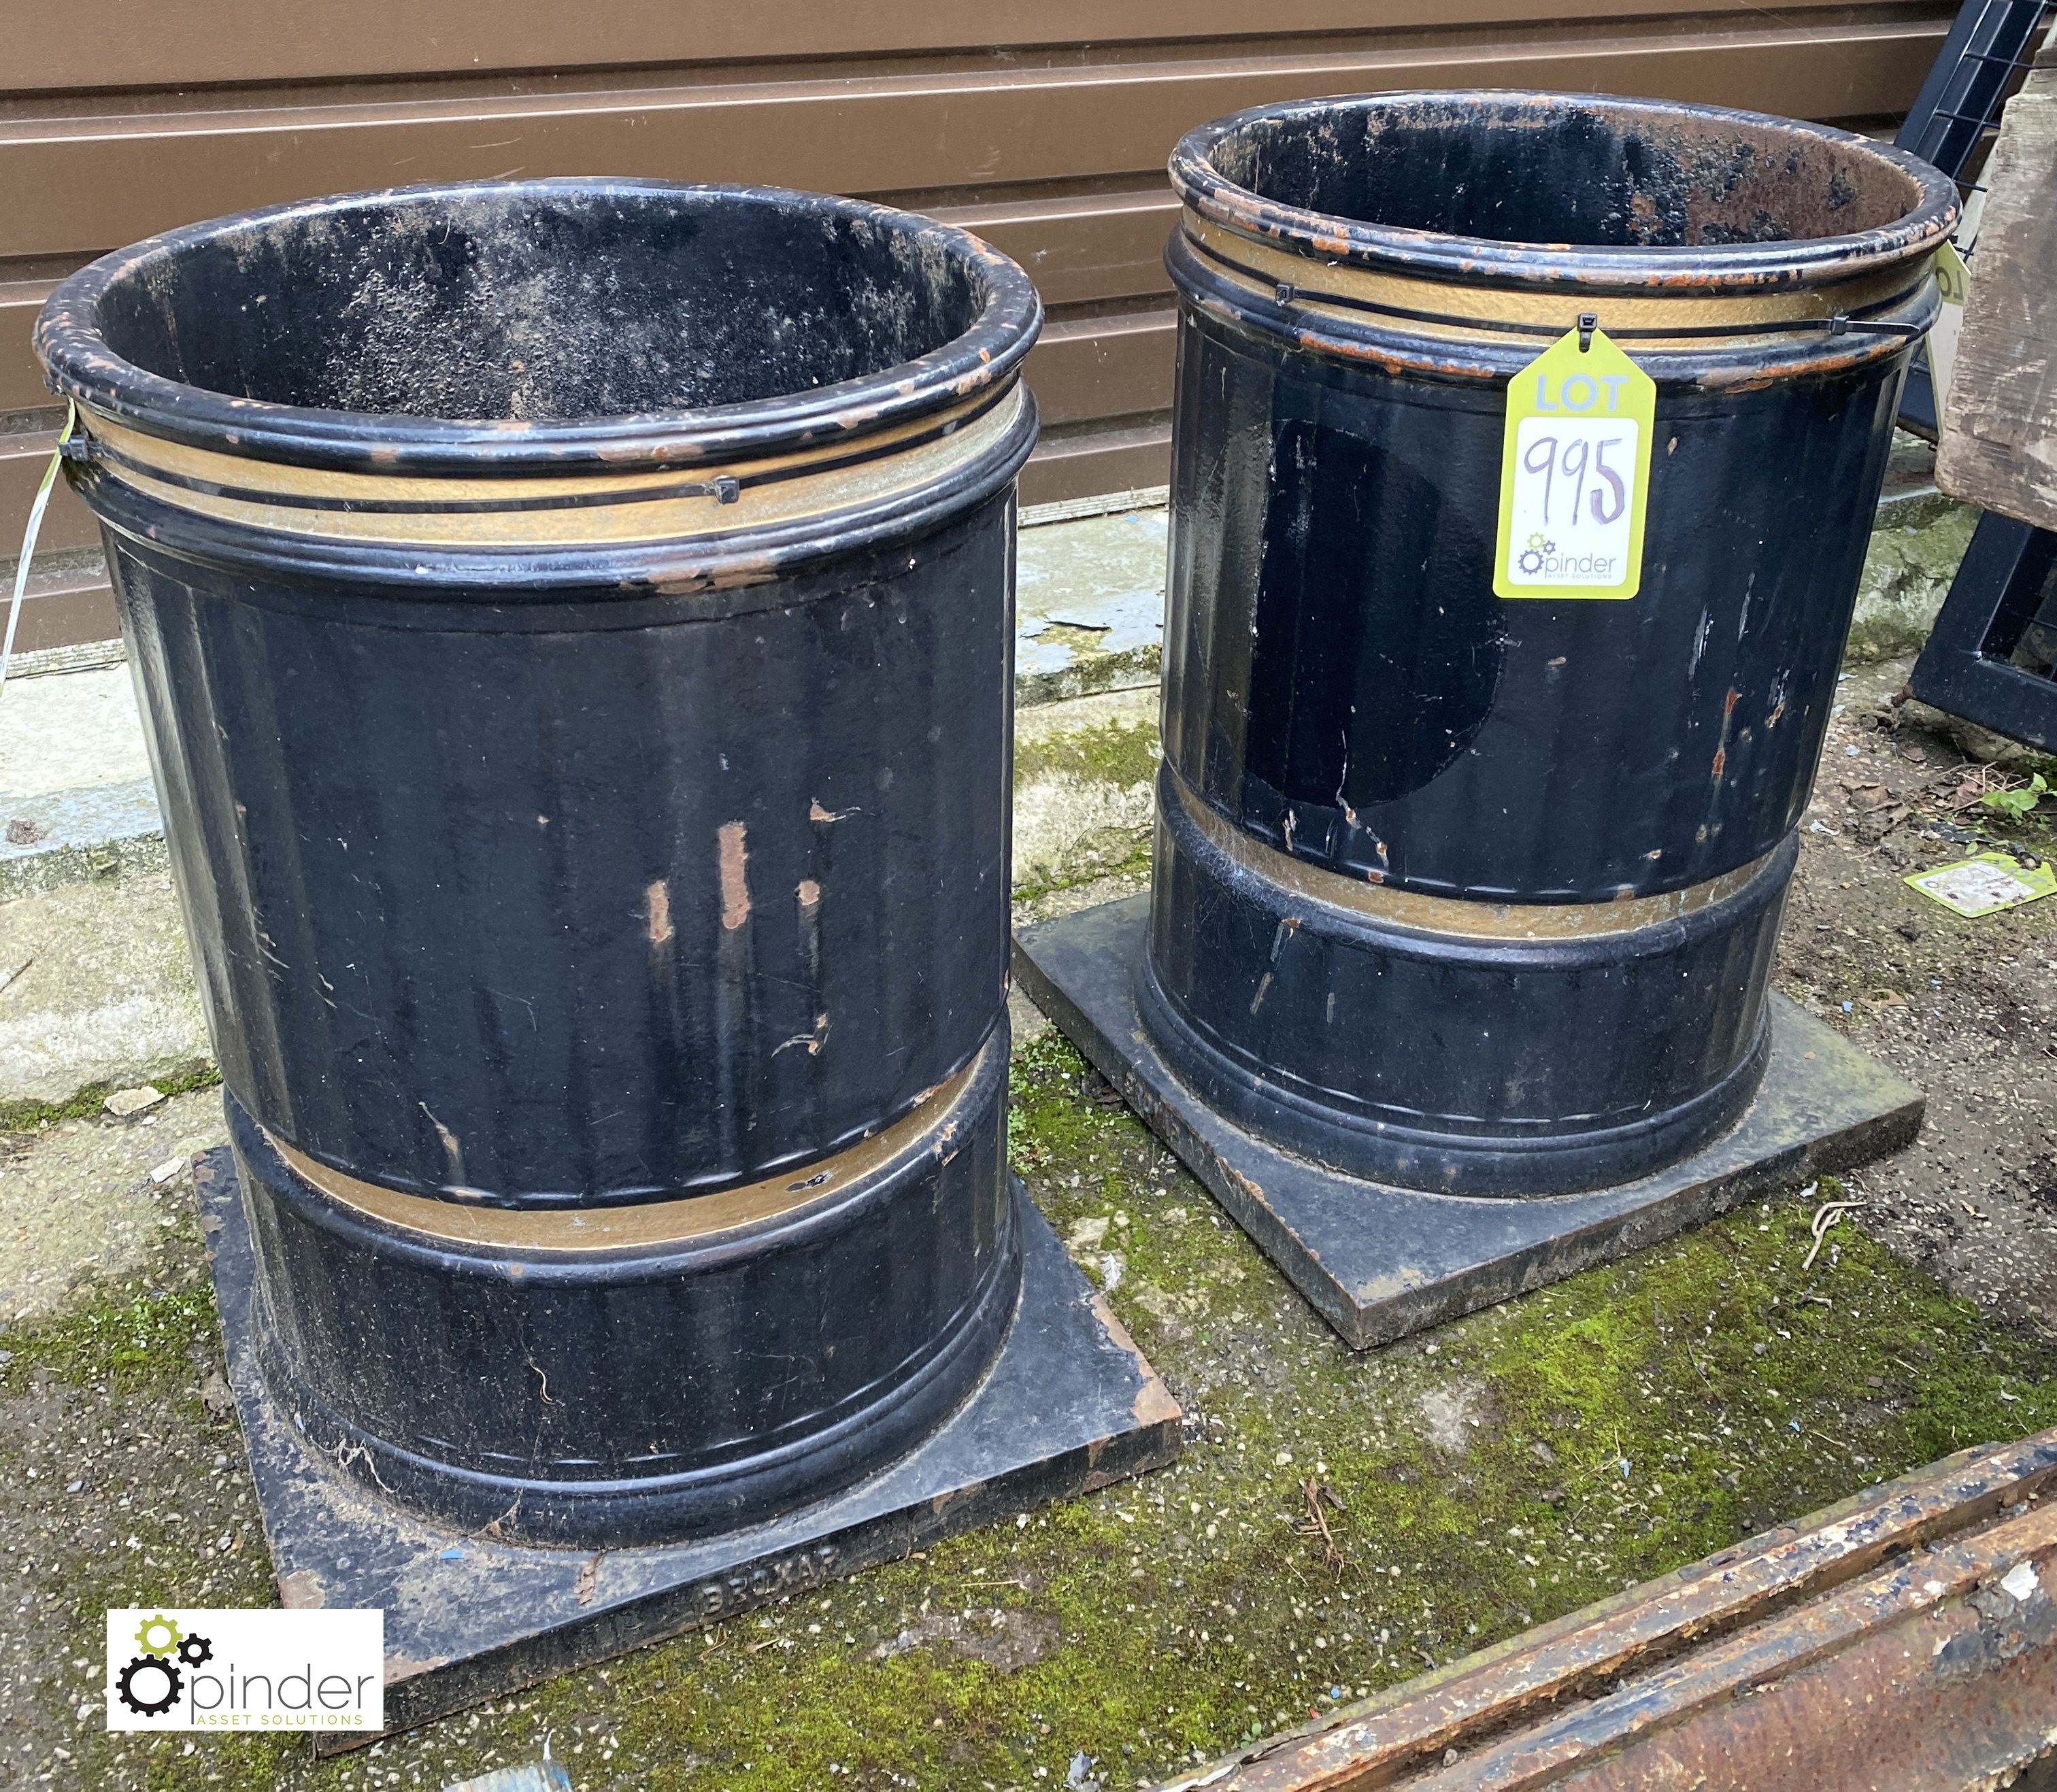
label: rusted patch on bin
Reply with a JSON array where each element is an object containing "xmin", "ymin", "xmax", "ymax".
[
  {"xmin": 1174, "ymin": 92, "xmax": 1954, "ymax": 296},
  {"xmin": 1167, "ymin": 92, "xmax": 1954, "ymax": 386}
]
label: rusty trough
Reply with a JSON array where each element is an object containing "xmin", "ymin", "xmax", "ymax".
[{"xmin": 1157, "ymin": 1427, "xmax": 2057, "ymax": 1792}]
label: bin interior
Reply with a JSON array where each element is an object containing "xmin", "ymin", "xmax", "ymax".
[
  {"xmin": 1209, "ymin": 96, "xmax": 1926, "ymax": 250},
  {"xmin": 90, "ymin": 188, "xmax": 982, "ymax": 421}
]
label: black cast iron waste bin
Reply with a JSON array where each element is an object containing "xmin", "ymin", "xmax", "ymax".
[
  {"xmin": 1145, "ymin": 93, "xmax": 1955, "ymax": 1198},
  {"xmin": 35, "ymin": 181, "xmax": 1041, "ymax": 1544}
]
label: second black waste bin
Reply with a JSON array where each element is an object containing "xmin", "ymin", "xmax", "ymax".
[
  {"xmin": 36, "ymin": 180, "xmax": 1171, "ymax": 1551},
  {"xmin": 1016, "ymin": 92, "xmax": 1941, "ymax": 1343}
]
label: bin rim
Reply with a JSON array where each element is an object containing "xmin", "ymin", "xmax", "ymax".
[
  {"xmin": 1169, "ymin": 90, "xmax": 1959, "ymax": 294},
  {"xmin": 33, "ymin": 177, "xmax": 1043, "ymax": 477}
]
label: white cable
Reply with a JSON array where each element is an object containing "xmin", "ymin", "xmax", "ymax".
[{"xmin": 0, "ymin": 399, "xmax": 80, "ymax": 706}]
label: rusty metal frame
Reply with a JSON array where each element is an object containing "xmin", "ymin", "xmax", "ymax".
[{"xmin": 1159, "ymin": 1428, "xmax": 2057, "ymax": 1791}]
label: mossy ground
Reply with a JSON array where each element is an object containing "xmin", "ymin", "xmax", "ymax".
[
  {"xmin": 0, "ymin": 1060, "xmax": 220, "ymax": 1138},
  {"xmin": 1011, "ymin": 713, "xmax": 1159, "ymax": 904},
  {"xmin": 7, "ymin": 1026, "xmax": 2056, "ymax": 1792},
  {"xmin": 1011, "ymin": 717, "xmax": 1160, "ymax": 796}
]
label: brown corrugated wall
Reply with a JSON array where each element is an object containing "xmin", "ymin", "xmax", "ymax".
[{"xmin": 1, "ymin": 2, "xmax": 1951, "ymax": 651}]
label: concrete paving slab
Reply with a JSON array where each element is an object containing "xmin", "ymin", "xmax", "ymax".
[
  {"xmin": 1016, "ymin": 504, "xmax": 1167, "ymax": 705},
  {"xmin": 0, "ymin": 663, "xmax": 150, "ymax": 800},
  {"xmin": 0, "ymin": 1086, "xmax": 224, "ymax": 1321},
  {"xmin": 0, "ymin": 662, "xmax": 163, "ymax": 883},
  {"xmin": 1013, "ymin": 686, "xmax": 1158, "ymax": 898},
  {"xmin": 0, "ymin": 864, "xmax": 212, "ymax": 1111}
]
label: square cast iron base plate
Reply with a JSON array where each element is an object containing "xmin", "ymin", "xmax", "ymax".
[
  {"xmin": 1014, "ymin": 894, "xmax": 1924, "ymax": 1351},
  {"xmin": 194, "ymin": 1151, "xmax": 1182, "ymax": 1742}
]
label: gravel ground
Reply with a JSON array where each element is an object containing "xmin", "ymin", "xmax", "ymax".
[
  {"xmin": 1784, "ymin": 654, "xmax": 2057, "ymax": 1335},
  {"xmin": 0, "ymin": 1101, "xmax": 261, "ymax": 1792}
]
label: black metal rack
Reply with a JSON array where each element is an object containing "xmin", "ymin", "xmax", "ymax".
[{"xmin": 1911, "ymin": 520, "xmax": 2057, "ymax": 751}]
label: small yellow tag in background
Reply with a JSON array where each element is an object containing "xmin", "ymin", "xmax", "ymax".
[
  {"xmin": 1926, "ymin": 240, "xmax": 1969, "ymax": 416},
  {"xmin": 1494, "ymin": 325, "xmax": 1656, "ymax": 602},
  {"xmin": 1934, "ymin": 239, "xmax": 1969, "ymax": 306},
  {"xmin": 1904, "ymin": 850, "xmax": 2054, "ymax": 919}
]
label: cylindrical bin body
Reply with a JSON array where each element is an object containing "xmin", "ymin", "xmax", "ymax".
[
  {"xmin": 35, "ymin": 182, "xmax": 1041, "ymax": 1543},
  {"xmin": 1151, "ymin": 94, "xmax": 1954, "ymax": 1198}
]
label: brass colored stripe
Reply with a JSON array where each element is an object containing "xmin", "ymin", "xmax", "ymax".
[
  {"xmin": 1186, "ymin": 214, "xmax": 1922, "ymax": 347},
  {"xmin": 1167, "ymin": 767, "xmax": 1777, "ymax": 940},
  {"xmin": 268, "ymin": 1043, "xmax": 988, "ymax": 1253},
  {"xmin": 87, "ymin": 386, "xmax": 1003, "ymax": 506},
  {"xmin": 83, "ymin": 384, "xmax": 1024, "ymax": 550}
]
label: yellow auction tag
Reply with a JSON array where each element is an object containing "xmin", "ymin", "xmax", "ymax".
[{"xmin": 1494, "ymin": 324, "xmax": 1656, "ymax": 601}]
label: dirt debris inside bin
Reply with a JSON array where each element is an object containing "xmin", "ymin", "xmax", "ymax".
[{"xmin": 3, "ymin": 662, "xmax": 2056, "ymax": 1792}]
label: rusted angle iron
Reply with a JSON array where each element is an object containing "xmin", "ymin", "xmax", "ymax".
[{"xmin": 1162, "ymin": 1427, "xmax": 2057, "ymax": 1791}]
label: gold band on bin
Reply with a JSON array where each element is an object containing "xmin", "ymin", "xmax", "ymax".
[
  {"xmin": 80, "ymin": 382, "xmax": 1026, "ymax": 552},
  {"xmin": 267, "ymin": 1041, "xmax": 990, "ymax": 1253},
  {"xmin": 1167, "ymin": 766, "xmax": 1777, "ymax": 941},
  {"xmin": 1182, "ymin": 212, "xmax": 1924, "ymax": 351}
]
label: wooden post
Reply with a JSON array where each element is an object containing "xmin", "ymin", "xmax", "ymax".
[{"xmin": 1936, "ymin": 37, "xmax": 2057, "ymax": 530}]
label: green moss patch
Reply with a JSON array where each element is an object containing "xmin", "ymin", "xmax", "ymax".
[
  {"xmin": 1012, "ymin": 719, "xmax": 1160, "ymax": 794},
  {"xmin": 0, "ymin": 1260, "xmax": 295, "ymax": 1790},
  {"xmin": 0, "ymin": 1279, "xmax": 220, "ymax": 1402},
  {"xmin": 7, "ymin": 1032, "xmax": 2054, "ymax": 1791},
  {"xmin": 1012, "ymin": 837, "xmax": 1153, "ymax": 909},
  {"xmin": 0, "ymin": 1058, "xmax": 219, "ymax": 1138},
  {"xmin": 1011, "ymin": 717, "xmax": 1160, "ymax": 904}
]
